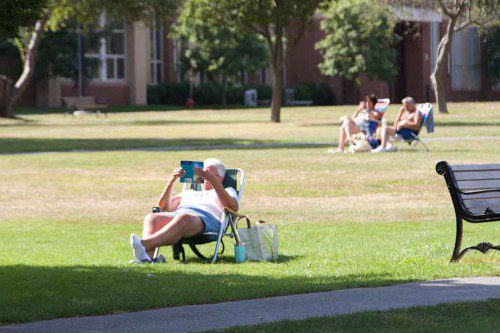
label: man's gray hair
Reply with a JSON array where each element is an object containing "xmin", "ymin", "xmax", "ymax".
[
  {"xmin": 402, "ymin": 96, "xmax": 415, "ymax": 105},
  {"xmin": 204, "ymin": 158, "xmax": 226, "ymax": 178}
]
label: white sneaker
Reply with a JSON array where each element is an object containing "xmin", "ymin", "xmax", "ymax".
[
  {"xmin": 328, "ymin": 148, "xmax": 344, "ymax": 154},
  {"xmin": 371, "ymin": 146, "xmax": 387, "ymax": 153},
  {"xmin": 130, "ymin": 233, "xmax": 151, "ymax": 263}
]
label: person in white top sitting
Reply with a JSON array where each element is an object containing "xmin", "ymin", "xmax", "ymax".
[
  {"xmin": 330, "ymin": 94, "xmax": 381, "ymax": 154},
  {"xmin": 129, "ymin": 158, "xmax": 239, "ymax": 262}
]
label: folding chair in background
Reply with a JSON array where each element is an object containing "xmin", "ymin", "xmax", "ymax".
[
  {"xmin": 367, "ymin": 98, "xmax": 390, "ymax": 138},
  {"xmin": 152, "ymin": 168, "xmax": 246, "ymax": 263},
  {"xmin": 396, "ymin": 103, "xmax": 434, "ymax": 151}
]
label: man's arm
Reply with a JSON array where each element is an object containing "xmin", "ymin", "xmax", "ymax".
[
  {"xmin": 158, "ymin": 168, "xmax": 184, "ymax": 211},
  {"xmin": 401, "ymin": 112, "xmax": 422, "ymax": 131},
  {"xmin": 194, "ymin": 168, "xmax": 239, "ymax": 211},
  {"xmin": 394, "ymin": 107, "xmax": 405, "ymax": 130}
]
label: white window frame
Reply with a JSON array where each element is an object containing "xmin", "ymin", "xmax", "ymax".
[
  {"xmin": 150, "ymin": 23, "xmax": 164, "ymax": 84},
  {"xmin": 172, "ymin": 39, "xmax": 182, "ymax": 82},
  {"xmin": 85, "ymin": 12, "xmax": 127, "ymax": 82}
]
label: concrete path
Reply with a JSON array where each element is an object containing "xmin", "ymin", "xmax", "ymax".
[
  {"xmin": 2, "ymin": 135, "xmax": 499, "ymax": 156},
  {"xmin": 2, "ymin": 277, "xmax": 499, "ymax": 332}
]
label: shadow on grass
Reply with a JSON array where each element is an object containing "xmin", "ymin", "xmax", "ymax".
[
  {"xmin": 179, "ymin": 253, "xmax": 303, "ymax": 264},
  {"xmin": 0, "ymin": 118, "xmax": 268, "ymax": 128},
  {"xmin": 13, "ymin": 104, "xmax": 262, "ymax": 116},
  {"xmin": 0, "ymin": 138, "xmax": 276, "ymax": 154},
  {"xmin": 0, "ymin": 264, "xmax": 417, "ymax": 324}
]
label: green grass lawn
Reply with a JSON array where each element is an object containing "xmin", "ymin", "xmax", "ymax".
[
  {"xmin": 0, "ymin": 103, "xmax": 498, "ymax": 324},
  {"xmin": 222, "ymin": 299, "xmax": 500, "ymax": 332},
  {"xmin": 1, "ymin": 102, "xmax": 499, "ymax": 153}
]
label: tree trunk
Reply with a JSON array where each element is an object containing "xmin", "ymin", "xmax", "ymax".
[
  {"xmin": 222, "ymin": 75, "xmax": 227, "ymax": 105},
  {"xmin": 431, "ymin": 17, "xmax": 456, "ymax": 114},
  {"xmin": 270, "ymin": 28, "xmax": 284, "ymax": 123},
  {"xmin": 271, "ymin": 60, "xmax": 283, "ymax": 123},
  {"xmin": 0, "ymin": 75, "xmax": 14, "ymax": 118},
  {"xmin": 5, "ymin": 14, "xmax": 48, "ymax": 116}
]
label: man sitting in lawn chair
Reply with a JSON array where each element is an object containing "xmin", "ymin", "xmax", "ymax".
[
  {"xmin": 129, "ymin": 158, "xmax": 239, "ymax": 263},
  {"xmin": 371, "ymin": 96, "xmax": 422, "ymax": 153}
]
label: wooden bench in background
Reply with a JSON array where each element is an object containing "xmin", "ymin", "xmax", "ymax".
[
  {"xmin": 436, "ymin": 161, "xmax": 500, "ymax": 262},
  {"xmin": 62, "ymin": 96, "xmax": 108, "ymax": 116}
]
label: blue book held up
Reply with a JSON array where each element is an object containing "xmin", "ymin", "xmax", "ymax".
[{"xmin": 180, "ymin": 161, "xmax": 204, "ymax": 183}]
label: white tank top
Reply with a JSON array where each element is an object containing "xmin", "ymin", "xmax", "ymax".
[{"xmin": 178, "ymin": 188, "xmax": 238, "ymax": 219}]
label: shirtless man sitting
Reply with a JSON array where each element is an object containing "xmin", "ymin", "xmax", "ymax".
[{"xmin": 371, "ymin": 96, "xmax": 422, "ymax": 153}]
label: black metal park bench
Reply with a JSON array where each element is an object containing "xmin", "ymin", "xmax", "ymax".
[{"xmin": 436, "ymin": 161, "xmax": 500, "ymax": 262}]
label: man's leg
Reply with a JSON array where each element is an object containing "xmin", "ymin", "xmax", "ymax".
[
  {"xmin": 381, "ymin": 126, "xmax": 396, "ymax": 148},
  {"xmin": 337, "ymin": 123, "xmax": 346, "ymax": 150},
  {"xmin": 140, "ymin": 213, "xmax": 205, "ymax": 252},
  {"xmin": 141, "ymin": 213, "xmax": 174, "ymax": 258}
]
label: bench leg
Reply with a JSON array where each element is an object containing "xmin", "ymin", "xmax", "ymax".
[
  {"xmin": 451, "ymin": 216, "xmax": 463, "ymax": 262},
  {"xmin": 451, "ymin": 216, "xmax": 500, "ymax": 262}
]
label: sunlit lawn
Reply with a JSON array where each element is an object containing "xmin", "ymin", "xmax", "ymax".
[
  {"xmin": 0, "ymin": 102, "xmax": 499, "ymax": 153},
  {"xmin": 0, "ymin": 102, "xmax": 498, "ymax": 324}
]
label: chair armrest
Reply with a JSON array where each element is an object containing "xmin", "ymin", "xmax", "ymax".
[{"xmin": 224, "ymin": 207, "xmax": 245, "ymax": 218}]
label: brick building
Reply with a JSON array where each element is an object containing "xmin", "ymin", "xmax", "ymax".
[
  {"xmin": 2, "ymin": 6, "xmax": 498, "ymax": 108},
  {"xmin": 285, "ymin": 7, "xmax": 500, "ymax": 104}
]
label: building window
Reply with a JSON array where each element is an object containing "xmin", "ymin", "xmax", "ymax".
[
  {"xmin": 150, "ymin": 24, "xmax": 164, "ymax": 84},
  {"xmin": 85, "ymin": 13, "xmax": 127, "ymax": 82},
  {"xmin": 451, "ymin": 27, "xmax": 481, "ymax": 90}
]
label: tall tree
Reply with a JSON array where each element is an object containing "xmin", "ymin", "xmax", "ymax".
[
  {"xmin": 0, "ymin": 0, "xmax": 179, "ymax": 118},
  {"xmin": 316, "ymin": 0, "xmax": 399, "ymax": 98},
  {"xmin": 398, "ymin": 0, "xmax": 499, "ymax": 113},
  {"xmin": 203, "ymin": 0, "xmax": 321, "ymax": 123},
  {"xmin": 172, "ymin": 0, "xmax": 268, "ymax": 104},
  {"xmin": 0, "ymin": 0, "xmax": 48, "ymax": 117}
]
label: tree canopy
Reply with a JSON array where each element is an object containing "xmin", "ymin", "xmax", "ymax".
[
  {"xmin": 172, "ymin": 0, "xmax": 268, "ymax": 85},
  {"xmin": 0, "ymin": 0, "xmax": 48, "ymax": 38},
  {"xmin": 201, "ymin": 0, "xmax": 321, "ymax": 122},
  {"xmin": 315, "ymin": 0, "xmax": 400, "ymax": 85}
]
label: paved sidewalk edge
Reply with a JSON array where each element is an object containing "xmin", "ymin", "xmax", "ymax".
[{"xmin": 2, "ymin": 277, "xmax": 499, "ymax": 333}]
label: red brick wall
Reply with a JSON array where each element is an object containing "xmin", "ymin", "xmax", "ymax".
[
  {"xmin": 162, "ymin": 24, "xmax": 177, "ymax": 84},
  {"xmin": 403, "ymin": 23, "xmax": 426, "ymax": 102},
  {"xmin": 285, "ymin": 19, "xmax": 345, "ymax": 103},
  {"xmin": 61, "ymin": 83, "xmax": 130, "ymax": 105}
]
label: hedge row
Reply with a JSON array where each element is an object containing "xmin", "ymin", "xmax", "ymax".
[{"xmin": 147, "ymin": 82, "xmax": 334, "ymax": 106}]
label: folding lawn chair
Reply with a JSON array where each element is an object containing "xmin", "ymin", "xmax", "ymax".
[
  {"xmin": 152, "ymin": 168, "xmax": 246, "ymax": 263},
  {"xmin": 365, "ymin": 98, "xmax": 390, "ymax": 149},
  {"xmin": 396, "ymin": 103, "xmax": 434, "ymax": 152},
  {"xmin": 367, "ymin": 98, "xmax": 390, "ymax": 138}
]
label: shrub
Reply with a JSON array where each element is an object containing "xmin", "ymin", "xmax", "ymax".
[
  {"xmin": 147, "ymin": 82, "xmax": 273, "ymax": 105},
  {"xmin": 147, "ymin": 82, "xmax": 333, "ymax": 106},
  {"xmin": 286, "ymin": 83, "xmax": 334, "ymax": 105}
]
